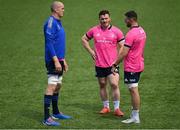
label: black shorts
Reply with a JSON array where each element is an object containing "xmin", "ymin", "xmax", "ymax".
[
  {"xmin": 124, "ymin": 71, "xmax": 141, "ymax": 84},
  {"xmin": 46, "ymin": 60, "xmax": 64, "ymax": 76},
  {"xmin": 95, "ymin": 66, "xmax": 119, "ymax": 78}
]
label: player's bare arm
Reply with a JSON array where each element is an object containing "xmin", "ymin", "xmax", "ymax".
[
  {"xmin": 81, "ymin": 34, "xmax": 96, "ymax": 60},
  {"xmin": 115, "ymin": 45, "xmax": 130, "ymax": 65},
  {"xmin": 63, "ymin": 59, "xmax": 68, "ymax": 72},
  {"xmin": 111, "ymin": 41, "xmax": 124, "ymax": 73},
  {"xmin": 117, "ymin": 41, "xmax": 125, "ymax": 57},
  {"xmin": 112, "ymin": 45, "xmax": 129, "ymax": 74}
]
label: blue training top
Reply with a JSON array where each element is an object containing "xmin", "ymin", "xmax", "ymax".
[{"xmin": 44, "ymin": 16, "xmax": 66, "ymax": 63}]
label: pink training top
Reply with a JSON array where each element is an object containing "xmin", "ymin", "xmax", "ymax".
[
  {"xmin": 124, "ymin": 26, "xmax": 146, "ymax": 72},
  {"xmin": 86, "ymin": 25, "xmax": 124, "ymax": 67}
]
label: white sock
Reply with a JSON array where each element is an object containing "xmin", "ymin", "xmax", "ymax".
[
  {"xmin": 103, "ymin": 100, "xmax": 109, "ymax": 108},
  {"xmin": 132, "ymin": 110, "xmax": 140, "ymax": 120},
  {"xmin": 113, "ymin": 100, "xmax": 120, "ymax": 110}
]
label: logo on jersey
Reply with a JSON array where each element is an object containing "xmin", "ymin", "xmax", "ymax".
[
  {"xmin": 97, "ymin": 39, "xmax": 113, "ymax": 44},
  {"xmin": 96, "ymin": 33, "xmax": 100, "ymax": 37}
]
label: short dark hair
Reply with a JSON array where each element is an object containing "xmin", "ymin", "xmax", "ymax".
[
  {"xmin": 125, "ymin": 10, "xmax": 137, "ymax": 20},
  {"xmin": 99, "ymin": 10, "xmax": 110, "ymax": 18}
]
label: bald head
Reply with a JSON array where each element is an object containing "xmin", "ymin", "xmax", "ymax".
[
  {"xmin": 50, "ymin": 1, "xmax": 64, "ymax": 19},
  {"xmin": 51, "ymin": 1, "xmax": 64, "ymax": 12}
]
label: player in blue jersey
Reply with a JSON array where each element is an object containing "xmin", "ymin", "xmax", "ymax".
[{"xmin": 42, "ymin": 1, "xmax": 71, "ymax": 126}]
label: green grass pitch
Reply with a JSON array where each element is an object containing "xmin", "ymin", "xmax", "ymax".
[{"xmin": 0, "ymin": 0, "xmax": 180, "ymax": 129}]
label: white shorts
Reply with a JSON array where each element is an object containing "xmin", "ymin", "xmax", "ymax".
[
  {"xmin": 48, "ymin": 74, "xmax": 63, "ymax": 85},
  {"xmin": 126, "ymin": 83, "xmax": 139, "ymax": 89}
]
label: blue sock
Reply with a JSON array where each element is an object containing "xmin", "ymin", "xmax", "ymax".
[
  {"xmin": 44, "ymin": 95, "xmax": 52, "ymax": 120},
  {"xmin": 52, "ymin": 93, "xmax": 60, "ymax": 114}
]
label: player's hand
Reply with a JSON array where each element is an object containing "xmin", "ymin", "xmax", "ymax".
[
  {"xmin": 64, "ymin": 60, "xmax": 68, "ymax": 72},
  {"xmin": 111, "ymin": 64, "xmax": 118, "ymax": 75},
  {"xmin": 55, "ymin": 61, "xmax": 62, "ymax": 72}
]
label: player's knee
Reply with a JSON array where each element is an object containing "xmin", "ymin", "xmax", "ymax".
[
  {"xmin": 110, "ymin": 83, "xmax": 118, "ymax": 89},
  {"xmin": 46, "ymin": 85, "xmax": 56, "ymax": 95},
  {"xmin": 55, "ymin": 84, "xmax": 61, "ymax": 92},
  {"xmin": 99, "ymin": 82, "xmax": 106, "ymax": 89},
  {"xmin": 129, "ymin": 88, "xmax": 135, "ymax": 93},
  {"xmin": 129, "ymin": 87, "xmax": 138, "ymax": 94},
  {"xmin": 54, "ymin": 88, "xmax": 59, "ymax": 93}
]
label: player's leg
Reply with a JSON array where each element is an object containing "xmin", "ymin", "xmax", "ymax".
[
  {"xmin": 52, "ymin": 78, "xmax": 62, "ymax": 116},
  {"xmin": 44, "ymin": 84, "xmax": 56, "ymax": 120},
  {"xmin": 50, "ymin": 61, "xmax": 72, "ymax": 120},
  {"xmin": 129, "ymin": 87, "xmax": 140, "ymax": 110},
  {"xmin": 51, "ymin": 61, "xmax": 63, "ymax": 117},
  {"xmin": 98, "ymin": 77, "xmax": 108, "ymax": 101},
  {"xmin": 108, "ymin": 73, "xmax": 119, "ymax": 102},
  {"xmin": 122, "ymin": 72, "xmax": 141, "ymax": 124},
  {"xmin": 95, "ymin": 66, "xmax": 110, "ymax": 113},
  {"xmin": 51, "ymin": 77, "xmax": 72, "ymax": 120},
  {"xmin": 43, "ymin": 75, "xmax": 60, "ymax": 126},
  {"xmin": 129, "ymin": 86, "xmax": 140, "ymax": 121},
  {"xmin": 108, "ymin": 73, "xmax": 124, "ymax": 116},
  {"xmin": 98, "ymin": 77, "xmax": 110, "ymax": 113},
  {"xmin": 43, "ymin": 60, "xmax": 63, "ymax": 126},
  {"xmin": 122, "ymin": 84, "xmax": 140, "ymax": 123}
]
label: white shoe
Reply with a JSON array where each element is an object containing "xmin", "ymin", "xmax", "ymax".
[{"xmin": 121, "ymin": 118, "xmax": 140, "ymax": 124}]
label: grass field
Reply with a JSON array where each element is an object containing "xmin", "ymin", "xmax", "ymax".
[{"xmin": 0, "ymin": 0, "xmax": 180, "ymax": 129}]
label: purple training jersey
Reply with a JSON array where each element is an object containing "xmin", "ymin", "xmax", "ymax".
[
  {"xmin": 124, "ymin": 26, "xmax": 146, "ymax": 72},
  {"xmin": 86, "ymin": 25, "xmax": 124, "ymax": 68}
]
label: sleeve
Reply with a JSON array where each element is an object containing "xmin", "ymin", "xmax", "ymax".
[
  {"xmin": 86, "ymin": 27, "xmax": 94, "ymax": 40},
  {"xmin": 116, "ymin": 29, "xmax": 125, "ymax": 43},
  {"xmin": 44, "ymin": 18, "xmax": 56, "ymax": 58},
  {"xmin": 124, "ymin": 32, "xmax": 134, "ymax": 48}
]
